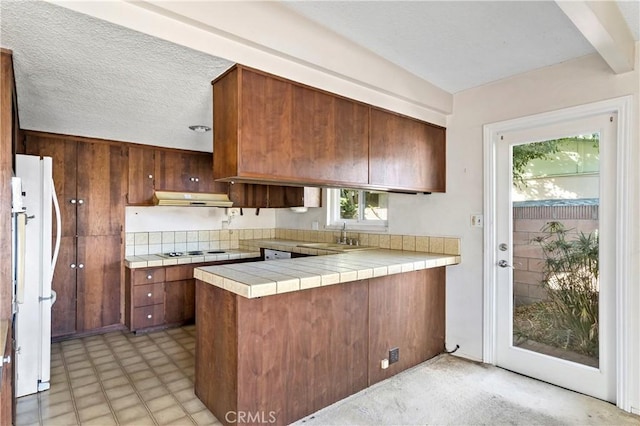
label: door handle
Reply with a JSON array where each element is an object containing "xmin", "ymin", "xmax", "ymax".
[
  {"xmin": 498, "ymin": 260, "xmax": 512, "ymax": 268},
  {"xmin": 70, "ymin": 263, "xmax": 76, "ymax": 269}
]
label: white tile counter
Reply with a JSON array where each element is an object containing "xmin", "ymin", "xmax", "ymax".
[
  {"xmin": 125, "ymin": 249, "xmax": 261, "ymax": 269},
  {"xmin": 194, "ymin": 244, "xmax": 461, "ymax": 299}
]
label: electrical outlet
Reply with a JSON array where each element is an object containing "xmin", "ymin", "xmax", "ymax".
[
  {"xmin": 471, "ymin": 214, "xmax": 483, "ymax": 228},
  {"xmin": 381, "ymin": 359, "xmax": 389, "ymax": 369},
  {"xmin": 389, "ymin": 347, "xmax": 399, "ymax": 364},
  {"xmin": 228, "ymin": 208, "xmax": 240, "ymax": 217}
]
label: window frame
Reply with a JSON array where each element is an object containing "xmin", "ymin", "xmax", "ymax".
[{"xmin": 326, "ymin": 188, "xmax": 388, "ymax": 231}]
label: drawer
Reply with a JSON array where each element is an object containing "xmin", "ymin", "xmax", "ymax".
[
  {"xmin": 133, "ymin": 283, "xmax": 164, "ymax": 307},
  {"xmin": 133, "ymin": 304, "xmax": 164, "ymax": 329},
  {"xmin": 132, "ymin": 268, "xmax": 166, "ymax": 285}
]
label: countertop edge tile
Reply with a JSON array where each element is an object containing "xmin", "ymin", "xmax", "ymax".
[{"xmin": 137, "ymin": 239, "xmax": 461, "ymax": 298}]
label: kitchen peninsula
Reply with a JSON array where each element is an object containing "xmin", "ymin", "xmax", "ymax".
[{"xmin": 193, "ymin": 239, "xmax": 460, "ymax": 426}]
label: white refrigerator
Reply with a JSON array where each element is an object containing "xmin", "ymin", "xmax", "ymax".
[{"xmin": 12, "ymin": 154, "xmax": 61, "ymax": 397}]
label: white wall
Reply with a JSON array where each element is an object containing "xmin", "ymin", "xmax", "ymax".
[
  {"xmin": 277, "ymin": 50, "xmax": 640, "ymax": 409},
  {"xmin": 126, "ymin": 206, "xmax": 276, "ymax": 233},
  {"xmin": 446, "ymin": 49, "xmax": 639, "ymax": 406}
]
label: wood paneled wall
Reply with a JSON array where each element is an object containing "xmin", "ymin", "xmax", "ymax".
[{"xmin": 195, "ymin": 268, "xmax": 445, "ymax": 426}]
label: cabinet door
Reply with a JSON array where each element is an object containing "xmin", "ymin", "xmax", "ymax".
[
  {"xmin": 239, "ymin": 69, "xmax": 293, "ymax": 180},
  {"xmin": 290, "ymin": 85, "xmax": 369, "ymax": 185},
  {"xmin": 228, "ymin": 182, "xmax": 269, "ymax": 208},
  {"xmin": 24, "ymin": 135, "xmax": 77, "ymax": 238},
  {"xmin": 51, "ymin": 236, "xmax": 77, "ymax": 338},
  {"xmin": 369, "ymin": 108, "xmax": 446, "ymax": 192},
  {"xmin": 267, "ymin": 186, "xmax": 301, "ymax": 208},
  {"xmin": 127, "ymin": 146, "xmax": 155, "ymax": 205},
  {"xmin": 76, "ymin": 142, "xmax": 126, "ymax": 236},
  {"xmin": 155, "ymin": 150, "xmax": 209, "ymax": 192},
  {"xmin": 187, "ymin": 152, "xmax": 216, "ymax": 192},
  {"xmin": 164, "ymin": 280, "xmax": 193, "ymax": 324},
  {"xmin": 77, "ymin": 235, "xmax": 121, "ymax": 331}
]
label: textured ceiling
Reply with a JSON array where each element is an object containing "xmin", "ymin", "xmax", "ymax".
[
  {"xmin": 0, "ymin": 1, "xmax": 638, "ymax": 151},
  {"xmin": 0, "ymin": 0, "xmax": 232, "ymax": 152}
]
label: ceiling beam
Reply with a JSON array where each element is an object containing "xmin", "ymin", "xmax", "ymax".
[{"xmin": 556, "ymin": 1, "xmax": 636, "ymax": 74}]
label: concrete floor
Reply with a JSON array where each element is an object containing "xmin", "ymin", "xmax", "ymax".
[{"xmin": 294, "ymin": 354, "xmax": 640, "ymax": 425}]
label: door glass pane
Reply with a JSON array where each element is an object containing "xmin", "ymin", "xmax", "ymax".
[{"xmin": 512, "ymin": 133, "xmax": 600, "ymax": 367}]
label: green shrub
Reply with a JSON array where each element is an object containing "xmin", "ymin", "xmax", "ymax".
[{"xmin": 532, "ymin": 221, "xmax": 599, "ymax": 356}]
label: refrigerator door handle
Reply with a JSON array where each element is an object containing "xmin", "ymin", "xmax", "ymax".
[
  {"xmin": 50, "ymin": 178, "xmax": 61, "ymax": 288},
  {"xmin": 15, "ymin": 212, "xmax": 27, "ymax": 305}
]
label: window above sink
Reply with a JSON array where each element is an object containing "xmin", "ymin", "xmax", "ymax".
[{"xmin": 327, "ymin": 188, "xmax": 388, "ymax": 231}]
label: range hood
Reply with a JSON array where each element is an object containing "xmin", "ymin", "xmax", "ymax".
[{"xmin": 153, "ymin": 191, "xmax": 233, "ymax": 207}]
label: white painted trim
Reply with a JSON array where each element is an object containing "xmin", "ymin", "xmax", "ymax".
[
  {"xmin": 482, "ymin": 124, "xmax": 497, "ymax": 364},
  {"xmin": 482, "ymin": 95, "xmax": 633, "ymax": 411},
  {"xmin": 614, "ymin": 95, "xmax": 633, "ymax": 412}
]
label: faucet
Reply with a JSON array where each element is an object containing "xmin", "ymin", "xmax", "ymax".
[{"xmin": 341, "ymin": 222, "xmax": 347, "ymax": 244}]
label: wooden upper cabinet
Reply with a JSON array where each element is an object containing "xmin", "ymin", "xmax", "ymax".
[
  {"xmin": 127, "ymin": 145, "xmax": 155, "ymax": 205},
  {"xmin": 213, "ymin": 65, "xmax": 446, "ymax": 193},
  {"xmin": 369, "ymin": 108, "xmax": 446, "ymax": 193},
  {"xmin": 213, "ymin": 65, "xmax": 369, "ymax": 187},
  {"xmin": 128, "ymin": 147, "xmax": 225, "ymax": 205},
  {"xmin": 155, "ymin": 149, "xmax": 220, "ymax": 192},
  {"xmin": 76, "ymin": 142, "xmax": 126, "ymax": 236},
  {"xmin": 290, "ymin": 86, "xmax": 369, "ymax": 185}
]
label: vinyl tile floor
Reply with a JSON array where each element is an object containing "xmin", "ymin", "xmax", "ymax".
[{"xmin": 15, "ymin": 325, "xmax": 221, "ymax": 426}]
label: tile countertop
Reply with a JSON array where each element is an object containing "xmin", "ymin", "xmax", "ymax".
[
  {"xmin": 125, "ymin": 249, "xmax": 261, "ymax": 269},
  {"xmin": 194, "ymin": 241, "xmax": 461, "ymax": 299}
]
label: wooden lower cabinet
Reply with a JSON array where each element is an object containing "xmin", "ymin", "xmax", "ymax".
[
  {"xmin": 165, "ymin": 280, "xmax": 195, "ymax": 325},
  {"xmin": 195, "ymin": 267, "xmax": 445, "ymax": 426},
  {"xmin": 125, "ymin": 259, "xmax": 259, "ymax": 333}
]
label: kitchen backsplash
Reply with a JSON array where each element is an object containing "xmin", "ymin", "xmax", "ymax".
[
  {"xmin": 270, "ymin": 228, "xmax": 461, "ymax": 255},
  {"xmin": 126, "ymin": 228, "xmax": 461, "ymax": 257},
  {"xmin": 125, "ymin": 228, "xmax": 275, "ymax": 256}
]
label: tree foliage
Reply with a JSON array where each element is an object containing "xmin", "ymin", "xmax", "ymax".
[
  {"xmin": 512, "ymin": 135, "xmax": 599, "ymax": 189},
  {"xmin": 512, "ymin": 140, "xmax": 559, "ymax": 189}
]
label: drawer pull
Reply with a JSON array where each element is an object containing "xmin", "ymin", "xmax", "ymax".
[
  {"xmin": 147, "ymin": 274, "xmax": 152, "ymax": 280},
  {"xmin": 147, "ymin": 314, "xmax": 152, "ymax": 319},
  {"xmin": 147, "ymin": 293, "xmax": 152, "ymax": 297}
]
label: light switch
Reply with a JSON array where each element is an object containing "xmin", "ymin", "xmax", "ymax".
[{"xmin": 471, "ymin": 214, "xmax": 483, "ymax": 228}]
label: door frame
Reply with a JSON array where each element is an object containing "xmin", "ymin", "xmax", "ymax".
[{"xmin": 482, "ymin": 95, "xmax": 633, "ymax": 411}]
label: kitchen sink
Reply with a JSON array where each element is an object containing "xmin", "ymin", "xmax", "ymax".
[{"xmin": 296, "ymin": 242, "xmax": 377, "ymax": 252}]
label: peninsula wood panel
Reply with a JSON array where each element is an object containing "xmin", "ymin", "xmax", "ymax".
[
  {"xmin": 369, "ymin": 108, "xmax": 446, "ymax": 192},
  {"xmin": 195, "ymin": 283, "xmax": 239, "ymax": 423},
  {"xmin": 368, "ymin": 268, "xmax": 446, "ymax": 385},
  {"xmin": 195, "ymin": 280, "xmax": 369, "ymax": 426}
]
